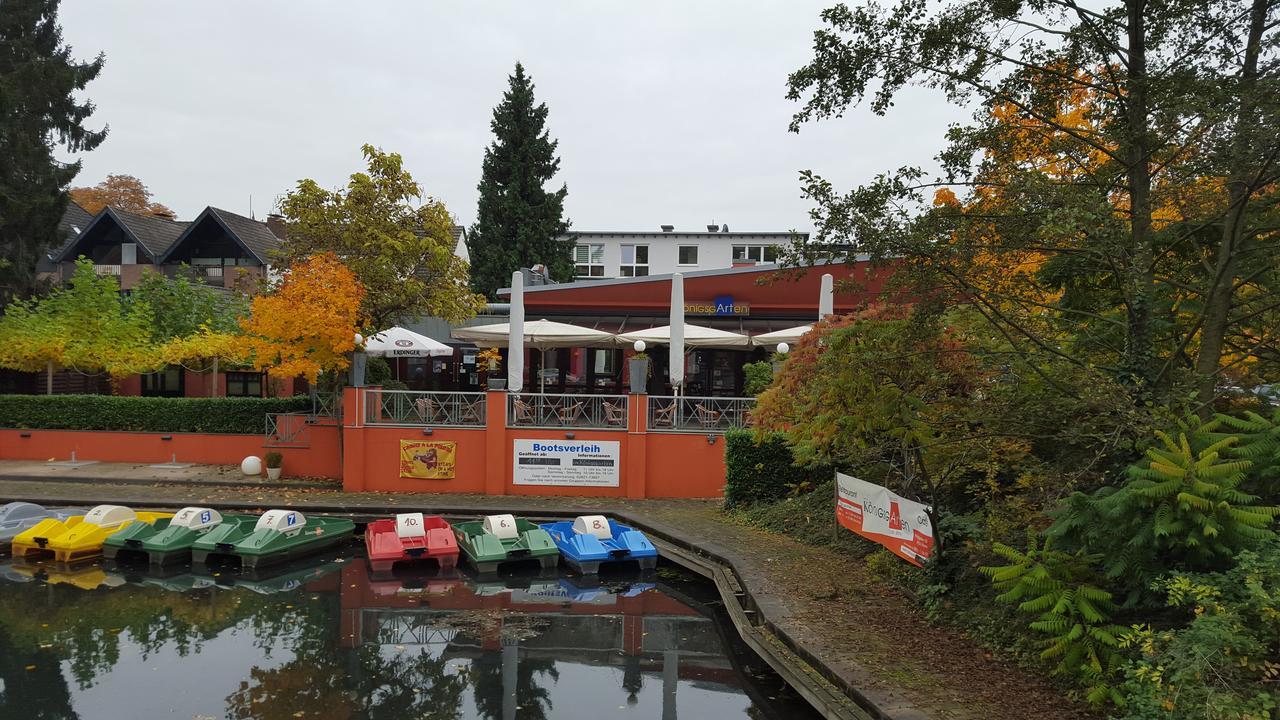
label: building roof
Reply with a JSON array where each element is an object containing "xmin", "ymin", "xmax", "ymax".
[
  {"xmin": 563, "ymin": 229, "xmax": 807, "ymax": 239},
  {"xmin": 55, "ymin": 206, "xmax": 188, "ymax": 262},
  {"xmin": 58, "ymin": 201, "xmax": 93, "ymax": 240},
  {"xmin": 206, "ymin": 207, "xmax": 282, "ymax": 263},
  {"xmin": 494, "ymin": 257, "xmax": 885, "ymax": 321}
]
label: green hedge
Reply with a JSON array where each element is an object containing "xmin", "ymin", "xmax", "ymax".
[
  {"xmin": 724, "ymin": 429, "xmax": 829, "ymax": 507},
  {"xmin": 0, "ymin": 394, "xmax": 311, "ymax": 434}
]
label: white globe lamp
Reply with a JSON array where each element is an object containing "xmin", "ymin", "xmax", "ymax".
[
  {"xmin": 240, "ymin": 456, "xmax": 262, "ymax": 476},
  {"xmin": 777, "ymin": 342, "xmax": 790, "ymax": 354},
  {"xmin": 633, "ymin": 340, "xmax": 646, "ymax": 353}
]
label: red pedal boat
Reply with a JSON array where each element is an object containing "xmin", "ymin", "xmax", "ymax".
[{"xmin": 365, "ymin": 513, "xmax": 459, "ymax": 572}]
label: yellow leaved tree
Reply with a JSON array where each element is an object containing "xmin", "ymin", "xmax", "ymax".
[{"xmin": 238, "ymin": 253, "xmax": 365, "ymax": 382}]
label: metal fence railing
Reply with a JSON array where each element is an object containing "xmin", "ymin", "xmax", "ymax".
[
  {"xmin": 507, "ymin": 393, "xmax": 629, "ymax": 429},
  {"xmin": 646, "ymin": 396, "xmax": 756, "ymax": 433},
  {"xmin": 265, "ymin": 413, "xmax": 311, "ymax": 447},
  {"xmin": 311, "ymin": 391, "xmax": 342, "ymax": 418},
  {"xmin": 365, "ymin": 389, "xmax": 486, "ymax": 427}
]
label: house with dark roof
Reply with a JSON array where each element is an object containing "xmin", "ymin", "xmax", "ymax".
[{"xmin": 52, "ymin": 205, "xmax": 283, "ymax": 291}]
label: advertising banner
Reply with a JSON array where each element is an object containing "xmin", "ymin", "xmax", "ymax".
[
  {"xmin": 399, "ymin": 440, "xmax": 457, "ymax": 479},
  {"xmin": 513, "ymin": 439, "xmax": 620, "ymax": 487},
  {"xmin": 835, "ymin": 471, "xmax": 934, "ymax": 566}
]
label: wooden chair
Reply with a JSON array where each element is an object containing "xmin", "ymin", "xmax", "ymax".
[
  {"xmin": 602, "ymin": 401, "xmax": 626, "ymax": 426},
  {"xmin": 413, "ymin": 397, "xmax": 436, "ymax": 423},
  {"xmin": 557, "ymin": 401, "xmax": 586, "ymax": 425},
  {"xmin": 652, "ymin": 402, "xmax": 676, "ymax": 428},
  {"xmin": 694, "ymin": 403, "xmax": 722, "ymax": 428},
  {"xmin": 512, "ymin": 398, "xmax": 535, "ymax": 424}
]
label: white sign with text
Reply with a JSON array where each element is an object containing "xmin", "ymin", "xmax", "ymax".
[{"xmin": 512, "ymin": 440, "xmax": 621, "ymax": 487}]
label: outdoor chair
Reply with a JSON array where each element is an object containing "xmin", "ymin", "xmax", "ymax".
[
  {"xmin": 602, "ymin": 401, "xmax": 626, "ymax": 426},
  {"xmin": 694, "ymin": 403, "xmax": 723, "ymax": 428},
  {"xmin": 652, "ymin": 402, "xmax": 676, "ymax": 428},
  {"xmin": 413, "ymin": 397, "xmax": 436, "ymax": 423},
  {"xmin": 557, "ymin": 401, "xmax": 586, "ymax": 425},
  {"xmin": 462, "ymin": 399, "xmax": 484, "ymax": 424},
  {"xmin": 512, "ymin": 398, "xmax": 535, "ymax": 424}
]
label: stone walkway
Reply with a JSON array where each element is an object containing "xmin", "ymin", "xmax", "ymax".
[{"xmin": 0, "ymin": 461, "xmax": 1095, "ymax": 720}]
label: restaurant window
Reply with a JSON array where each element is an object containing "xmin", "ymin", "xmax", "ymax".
[
  {"xmin": 678, "ymin": 245, "xmax": 699, "ymax": 266},
  {"xmin": 731, "ymin": 244, "xmax": 779, "ymax": 263},
  {"xmin": 225, "ymin": 371, "xmax": 263, "ymax": 398},
  {"xmin": 574, "ymin": 244, "xmax": 605, "ymax": 278},
  {"xmin": 620, "ymin": 244, "xmax": 649, "ymax": 277},
  {"xmin": 141, "ymin": 366, "xmax": 184, "ymax": 397}
]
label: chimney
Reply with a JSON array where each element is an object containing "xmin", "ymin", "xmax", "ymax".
[
  {"xmin": 266, "ymin": 213, "xmax": 287, "ymax": 240},
  {"xmin": 660, "ymin": 224, "xmax": 675, "ymax": 232},
  {"xmin": 706, "ymin": 224, "xmax": 719, "ymax": 232},
  {"xmin": 721, "ymin": 224, "xmax": 729, "ymax": 232}
]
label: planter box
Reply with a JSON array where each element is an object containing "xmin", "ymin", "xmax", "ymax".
[{"xmin": 629, "ymin": 359, "xmax": 649, "ymax": 394}]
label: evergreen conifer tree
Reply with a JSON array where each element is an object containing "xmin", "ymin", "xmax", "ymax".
[
  {"xmin": 0, "ymin": 0, "xmax": 106, "ymax": 304},
  {"xmin": 467, "ymin": 63, "xmax": 570, "ymax": 298}
]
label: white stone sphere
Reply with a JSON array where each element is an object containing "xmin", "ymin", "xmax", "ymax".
[
  {"xmin": 240, "ymin": 456, "xmax": 263, "ymax": 476},
  {"xmin": 633, "ymin": 340, "xmax": 646, "ymax": 352},
  {"xmin": 777, "ymin": 342, "xmax": 790, "ymax": 354}
]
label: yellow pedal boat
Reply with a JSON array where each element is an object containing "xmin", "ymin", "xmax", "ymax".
[{"xmin": 11, "ymin": 505, "xmax": 173, "ymax": 563}]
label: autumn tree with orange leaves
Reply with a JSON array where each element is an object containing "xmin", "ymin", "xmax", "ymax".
[
  {"xmin": 69, "ymin": 174, "xmax": 173, "ymax": 216},
  {"xmin": 787, "ymin": 1, "xmax": 1280, "ymax": 412},
  {"xmin": 238, "ymin": 253, "xmax": 365, "ymax": 381}
]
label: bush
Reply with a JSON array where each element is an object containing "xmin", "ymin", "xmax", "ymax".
[
  {"xmin": 0, "ymin": 394, "xmax": 311, "ymax": 434},
  {"xmin": 724, "ymin": 430, "xmax": 828, "ymax": 507}
]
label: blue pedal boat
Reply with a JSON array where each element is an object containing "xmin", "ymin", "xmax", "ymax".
[{"xmin": 540, "ymin": 515, "xmax": 658, "ymax": 574}]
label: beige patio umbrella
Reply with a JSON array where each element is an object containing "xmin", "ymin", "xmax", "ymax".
[
  {"xmin": 452, "ymin": 319, "xmax": 618, "ymax": 391},
  {"xmin": 618, "ymin": 323, "xmax": 752, "ymax": 350},
  {"xmin": 751, "ymin": 325, "xmax": 812, "ymax": 349}
]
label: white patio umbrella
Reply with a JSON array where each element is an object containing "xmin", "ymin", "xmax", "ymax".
[
  {"xmin": 508, "ymin": 271, "xmax": 525, "ymax": 392},
  {"xmin": 751, "ymin": 325, "xmax": 812, "ymax": 348},
  {"xmin": 619, "ymin": 323, "xmax": 752, "ymax": 350},
  {"xmin": 669, "ymin": 272, "xmax": 684, "ymax": 394},
  {"xmin": 363, "ymin": 327, "xmax": 454, "ymax": 357},
  {"xmin": 453, "ymin": 319, "xmax": 618, "ymax": 392},
  {"xmin": 819, "ymin": 272, "xmax": 834, "ymax": 320}
]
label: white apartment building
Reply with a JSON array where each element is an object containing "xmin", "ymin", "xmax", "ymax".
[{"xmin": 564, "ymin": 224, "xmax": 807, "ymax": 279}]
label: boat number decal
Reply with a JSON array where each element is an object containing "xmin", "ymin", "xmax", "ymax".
[
  {"xmin": 200, "ymin": 511, "xmax": 211, "ymax": 523},
  {"xmin": 592, "ymin": 519, "xmax": 604, "ymax": 530},
  {"xmin": 287, "ymin": 513, "xmax": 296, "ymax": 526},
  {"xmin": 404, "ymin": 516, "xmax": 418, "ymax": 526},
  {"xmin": 500, "ymin": 519, "xmax": 509, "ymax": 527},
  {"xmin": 177, "ymin": 510, "xmax": 191, "ymax": 520}
]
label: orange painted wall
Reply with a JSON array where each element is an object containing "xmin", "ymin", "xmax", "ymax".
[
  {"xmin": 645, "ymin": 433, "xmax": 727, "ymax": 498},
  {"xmin": 0, "ymin": 427, "xmax": 342, "ymax": 479},
  {"xmin": 343, "ymin": 426, "xmax": 488, "ymax": 494}
]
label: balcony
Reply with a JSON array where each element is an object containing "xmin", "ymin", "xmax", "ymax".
[{"xmin": 94, "ymin": 264, "xmax": 122, "ymax": 276}]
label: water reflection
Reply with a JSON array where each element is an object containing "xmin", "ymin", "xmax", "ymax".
[{"xmin": 0, "ymin": 548, "xmax": 817, "ymax": 719}]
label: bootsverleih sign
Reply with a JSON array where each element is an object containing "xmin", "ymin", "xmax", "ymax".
[
  {"xmin": 835, "ymin": 471, "xmax": 934, "ymax": 566},
  {"xmin": 513, "ymin": 439, "xmax": 620, "ymax": 487}
]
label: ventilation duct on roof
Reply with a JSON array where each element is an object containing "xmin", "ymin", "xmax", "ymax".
[{"xmin": 660, "ymin": 224, "xmax": 674, "ymax": 232}]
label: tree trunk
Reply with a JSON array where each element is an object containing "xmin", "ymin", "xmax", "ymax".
[
  {"xmin": 1194, "ymin": 0, "xmax": 1269, "ymax": 417},
  {"xmin": 46, "ymin": 360, "xmax": 53, "ymax": 395},
  {"xmin": 1123, "ymin": 0, "xmax": 1157, "ymax": 391},
  {"xmin": 211, "ymin": 357, "xmax": 220, "ymax": 398}
]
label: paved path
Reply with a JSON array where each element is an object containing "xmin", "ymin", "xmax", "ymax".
[{"xmin": 0, "ymin": 461, "xmax": 1093, "ymax": 720}]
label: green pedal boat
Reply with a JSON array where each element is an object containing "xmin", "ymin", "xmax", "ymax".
[
  {"xmin": 453, "ymin": 514, "xmax": 559, "ymax": 574},
  {"xmin": 192, "ymin": 509, "xmax": 354, "ymax": 569},
  {"xmin": 104, "ymin": 506, "xmax": 256, "ymax": 566}
]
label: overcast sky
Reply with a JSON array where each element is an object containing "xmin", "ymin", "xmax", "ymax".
[{"xmin": 57, "ymin": 1, "xmax": 968, "ymax": 233}]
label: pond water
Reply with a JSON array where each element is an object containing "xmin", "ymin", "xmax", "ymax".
[{"xmin": 0, "ymin": 545, "xmax": 820, "ymax": 719}]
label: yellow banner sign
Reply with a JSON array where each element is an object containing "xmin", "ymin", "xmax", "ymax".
[{"xmin": 399, "ymin": 440, "xmax": 456, "ymax": 479}]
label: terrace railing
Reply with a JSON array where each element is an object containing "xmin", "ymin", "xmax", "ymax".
[
  {"xmin": 647, "ymin": 395, "xmax": 756, "ymax": 433},
  {"xmin": 507, "ymin": 393, "xmax": 629, "ymax": 430},
  {"xmin": 365, "ymin": 389, "xmax": 486, "ymax": 427},
  {"xmin": 311, "ymin": 390, "xmax": 342, "ymax": 419},
  {"xmin": 265, "ymin": 412, "xmax": 311, "ymax": 447}
]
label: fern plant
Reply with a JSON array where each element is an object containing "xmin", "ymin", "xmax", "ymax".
[
  {"xmin": 1049, "ymin": 429, "xmax": 1279, "ymax": 601},
  {"xmin": 980, "ymin": 536, "xmax": 1127, "ymax": 706}
]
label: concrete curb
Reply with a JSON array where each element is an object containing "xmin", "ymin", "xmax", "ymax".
[
  {"xmin": 0, "ymin": 486, "xmax": 915, "ymax": 720},
  {"xmin": 0, "ymin": 473, "xmax": 338, "ymax": 492}
]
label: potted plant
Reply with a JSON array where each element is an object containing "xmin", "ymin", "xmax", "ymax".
[
  {"xmin": 628, "ymin": 341, "xmax": 650, "ymax": 394},
  {"xmin": 264, "ymin": 451, "xmax": 284, "ymax": 481},
  {"xmin": 478, "ymin": 348, "xmax": 505, "ymax": 390}
]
